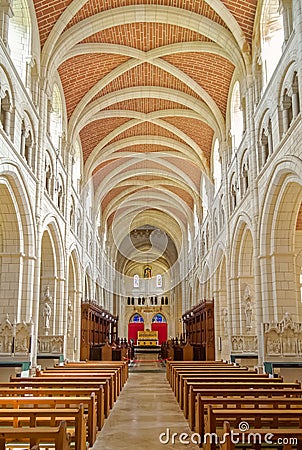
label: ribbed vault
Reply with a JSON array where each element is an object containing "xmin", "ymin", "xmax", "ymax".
[{"xmin": 34, "ymin": 0, "xmax": 257, "ymax": 273}]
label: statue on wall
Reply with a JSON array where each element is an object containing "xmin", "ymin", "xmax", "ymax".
[
  {"xmin": 222, "ymin": 308, "xmax": 228, "ymax": 336},
  {"xmin": 243, "ymin": 285, "xmax": 253, "ymax": 331},
  {"xmin": 42, "ymin": 286, "xmax": 52, "ymax": 334},
  {"xmin": 67, "ymin": 301, "xmax": 73, "ymax": 336}
]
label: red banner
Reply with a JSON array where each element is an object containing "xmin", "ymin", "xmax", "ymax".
[
  {"xmin": 128, "ymin": 322, "xmax": 144, "ymax": 344},
  {"xmin": 151, "ymin": 322, "xmax": 167, "ymax": 344}
]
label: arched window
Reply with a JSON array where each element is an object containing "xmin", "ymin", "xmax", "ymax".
[
  {"xmin": 261, "ymin": 0, "xmax": 284, "ymax": 86},
  {"xmin": 50, "ymin": 84, "xmax": 63, "ymax": 150},
  {"xmin": 282, "ymin": 88, "xmax": 293, "ymax": 134},
  {"xmin": 213, "ymin": 139, "xmax": 221, "ymax": 194},
  {"xmin": 7, "ymin": 0, "xmax": 31, "ymax": 83},
  {"xmin": 152, "ymin": 313, "xmax": 166, "ymax": 323},
  {"xmin": 130, "ymin": 314, "xmax": 144, "ymax": 323},
  {"xmin": 230, "ymin": 81, "xmax": 244, "ymax": 151},
  {"xmin": 133, "ymin": 274, "xmax": 139, "ymax": 288},
  {"xmin": 292, "ymin": 72, "xmax": 300, "ymax": 118}
]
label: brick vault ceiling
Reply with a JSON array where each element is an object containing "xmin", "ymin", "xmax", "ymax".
[{"xmin": 35, "ymin": 0, "xmax": 257, "ymax": 245}]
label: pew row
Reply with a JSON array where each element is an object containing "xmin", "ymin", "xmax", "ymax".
[
  {"xmin": 182, "ymin": 379, "xmax": 299, "ymax": 418},
  {"xmin": 0, "ymin": 405, "xmax": 86, "ymax": 450},
  {"xmin": 189, "ymin": 387, "xmax": 302, "ymax": 432},
  {"xmin": 0, "ymin": 394, "xmax": 96, "ymax": 447},
  {"xmin": 0, "ymin": 420, "xmax": 71, "ymax": 450},
  {"xmin": 9, "ymin": 379, "xmax": 111, "ymax": 419},
  {"xmin": 220, "ymin": 420, "xmax": 302, "ymax": 450},
  {"xmin": 205, "ymin": 406, "xmax": 302, "ymax": 450},
  {"xmin": 196, "ymin": 395, "xmax": 302, "ymax": 441}
]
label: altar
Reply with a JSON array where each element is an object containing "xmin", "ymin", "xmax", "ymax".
[
  {"xmin": 137, "ymin": 330, "xmax": 158, "ymax": 346},
  {"xmin": 134, "ymin": 330, "xmax": 161, "ymax": 353}
]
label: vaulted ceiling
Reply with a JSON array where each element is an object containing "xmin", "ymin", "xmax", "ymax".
[{"xmin": 36, "ymin": 0, "xmax": 257, "ymax": 266}]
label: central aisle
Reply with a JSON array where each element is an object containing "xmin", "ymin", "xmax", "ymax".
[{"xmin": 92, "ymin": 355, "xmax": 198, "ymax": 449}]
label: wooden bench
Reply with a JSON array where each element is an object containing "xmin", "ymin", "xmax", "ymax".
[
  {"xmin": 0, "ymin": 420, "xmax": 71, "ymax": 450},
  {"xmin": 0, "ymin": 405, "xmax": 86, "ymax": 450},
  {"xmin": 0, "ymin": 386, "xmax": 104, "ymax": 430},
  {"xmin": 0, "ymin": 394, "xmax": 96, "ymax": 447},
  {"xmin": 189, "ymin": 387, "xmax": 302, "ymax": 432},
  {"xmin": 2, "ymin": 381, "xmax": 109, "ymax": 423},
  {"xmin": 56, "ymin": 361, "xmax": 128, "ymax": 387},
  {"xmin": 171, "ymin": 367, "xmax": 255, "ymax": 393},
  {"xmin": 181, "ymin": 378, "xmax": 294, "ymax": 417},
  {"xmin": 41, "ymin": 367, "xmax": 122, "ymax": 396},
  {"xmin": 10, "ymin": 377, "xmax": 113, "ymax": 415},
  {"xmin": 34, "ymin": 370, "xmax": 119, "ymax": 401},
  {"xmin": 169, "ymin": 365, "xmax": 252, "ymax": 387},
  {"xmin": 177, "ymin": 372, "xmax": 273, "ymax": 405},
  {"xmin": 205, "ymin": 406, "xmax": 302, "ymax": 450},
  {"xmin": 220, "ymin": 420, "xmax": 302, "ymax": 450},
  {"xmin": 166, "ymin": 361, "xmax": 236, "ymax": 384},
  {"xmin": 196, "ymin": 396, "xmax": 302, "ymax": 440}
]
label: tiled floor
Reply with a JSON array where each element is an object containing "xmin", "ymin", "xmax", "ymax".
[{"xmin": 92, "ymin": 354, "xmax": 198, "ymax": 449}]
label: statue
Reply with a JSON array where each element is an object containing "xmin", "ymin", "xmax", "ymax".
[
  {"xmin": 245, "ymin": 300, "xmax": 253, "ymax": 329},
  {"xmin": 43, "ymin": 302, "xmax": 51, "ymax": 331},
  {"xmin": 222, "ymin": 308, "xmax": 228, "ymax": 336},
  {"xmin": 67, "ymin": 301, "xmax": 73, "ymax": 335},
  {"xmin": 243, "ymin": 285, "xmax": 253, "ymax": 330},
  {"xmin": 42, "ymin": 286, "xmax": 52, "ymax": 334}
]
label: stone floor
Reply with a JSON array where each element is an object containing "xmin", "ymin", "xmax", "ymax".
[{"xmin": 92, "ymin": 353, "xmax": 198, "ymax": 449}]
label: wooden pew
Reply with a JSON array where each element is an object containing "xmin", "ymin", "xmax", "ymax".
[
  {"xmin": 0, "ymin": 394, "xmax": 96, "ymax": 447},
  {"xmin": 35, "ymin": 369, "xmax": 120, "ymax": 401},
  {"xmin": 58, "ymin": 360, "xmax": 129, "ymax": 386},
  {"xmin": 0, "ymin": 420, "xmax": 71, "ymax": 450},
  {"xmin": 42, "ymin": 366, "xmax": 123, "ymax": 395},
  {"xmin": 166, "ymin": 361, "xmax": 235, "ymax": 384},
  {"xmin": 11, "ymin": 376, "xmax": 114, "ymax": 414},
  {"xmin": 189, "ymin": 387, "xmax": 302, "ymax": 432},
  {"xmin": 205, "ymin": 406, "xmax": 302, "ymax": 450},
  {"xmin": 168, "ymin": 364, "xmax": 252, "ymax": 387},
  {"xmin": 181, "ymin": 378, "xmax": 294, "ymax": 418},
  {"xmin": 0, "ymin": 405, "xmax": 86, "ymax": 450},
  {"xmin": 177, "ymin": 372, "xmax": 272, "ymax": 405},
  {"xmin": 0, "ymin": 386, "xmax": 104, "ymax": 430},
  {"xmin": 220, "ymin": 420, "xmax": 302, "ymax": 450},
  {"xmin": 171, "ymin": 367, "xmax": 255, "ymax": 393},
  {"xmin": 196, "ymin": 396, "xmax": 302, "ymax": 441},
  {"xmin": 3, "ymin": 381, "xmax": 109, "ymax": 423}
]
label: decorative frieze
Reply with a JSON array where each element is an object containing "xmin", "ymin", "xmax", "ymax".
[
  {"xmin": 37, "ymin": 335, "xmax": 64, "ymax": 354},
  {"xmin": 231, "ymin": 335, "xmax": 258, "ymax": 353},
  {"xmin": 0, "ymin": 315, "xmax": 33, "ymax": 355},
  {"xmin": 264, "ymin": 313, "xmax": 302, "ymax": 358}
]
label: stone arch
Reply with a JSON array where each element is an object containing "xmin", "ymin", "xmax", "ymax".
[
  {"xmin": 259, "ymin": 159, "xmax": 302, "ymax": 321},
  {"xmin": 0, "ymin": 165, "xmax": 35, "ymax": 323},
  {"xmin": 230, "ymin": 215, "xmax": 254, "ymax": 335},
  {"xmin": 39, "ymin": 219, "xmax": 65, "ymax": 336}
]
